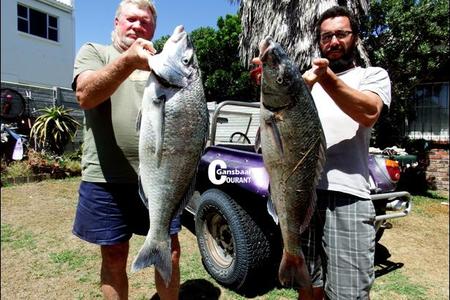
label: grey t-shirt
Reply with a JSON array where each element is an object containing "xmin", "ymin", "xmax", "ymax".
[
  {"xmin": 73, "ymin": 43, "xmax": 150, "ymax": 183},
  {"xmin": 311, "ymin": 66, "xmax": 391, "ymax": 199}
]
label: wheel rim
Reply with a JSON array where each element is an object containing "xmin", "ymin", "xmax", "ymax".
[{"xmin": 203, "ymin": 212, "xmax": 235, "ymax": 268}]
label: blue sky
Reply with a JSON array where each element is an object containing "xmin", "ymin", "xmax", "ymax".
[{"xmin": 74, "ymin": 0, "xmax": 239, "ymax": 52}]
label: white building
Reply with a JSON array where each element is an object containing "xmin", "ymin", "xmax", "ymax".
[{"xmin": 1, "ymin": 0, "xmax": 75, "ymax": 88}]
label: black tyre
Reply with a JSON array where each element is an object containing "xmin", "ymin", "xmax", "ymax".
[
  {"xmin": 1, "ymin": 88, "xmax": 25, "ymax": 120},
  {"xmin": 195, "ymin": 189, "xmax": 277, "ymax": 293}
]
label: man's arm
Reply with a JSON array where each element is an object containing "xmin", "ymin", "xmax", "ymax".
[
  {"xmin": 303, "ymin": 58, "xmax": 384, "ymax": 128},
  {"xmin": 75, "ymin": 38, "xmax": 155, "ymax": 110}
]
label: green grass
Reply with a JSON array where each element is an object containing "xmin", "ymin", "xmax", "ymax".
[
  {"xmin": 373, "ymin": 269, "xmax": 428, "ymax": 299},
  {"xmin": 1, "ymin": 179, "xmax": 448, "ymax": 299},
  {"xmin": 1, "ymin": 223, "xmax": 37, "ymax": 250},
  {"xmin": 49, "ymin": 249, "xmax": 94, "ymax": 271}
]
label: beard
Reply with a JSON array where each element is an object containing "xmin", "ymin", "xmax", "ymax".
[
  {"xmin": 112, "ymin": 29, "xmax": 136, "ymax": 51},
  {"xmin": 320, "ymin": 43, "xmax": 356, "ymax": 73}
]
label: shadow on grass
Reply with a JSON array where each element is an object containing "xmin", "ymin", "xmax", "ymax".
[
  {"xmin": 375, "ymin": 243, "xmax": 404, "ymax": 278},
  {"xmin": 150, "ymin": 279, "xmax": 221, "ymax": 300}
]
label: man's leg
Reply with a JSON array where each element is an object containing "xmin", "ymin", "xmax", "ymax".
[
  {"xmin": 101, "ymin": 241, "xmax": 130, "ymax": 300},
  {"xmin": 155, "ymin": 234, "xmax": 180, "ymax": 300}
]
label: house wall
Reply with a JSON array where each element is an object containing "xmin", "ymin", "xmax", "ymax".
[{"xmin": 1, "ymin": 0, "xmax": 75, "ymax": 88}]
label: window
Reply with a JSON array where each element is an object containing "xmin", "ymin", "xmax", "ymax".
[
  {"xmin": 408, "ymin": 82, "xmax": 449, "ymax": 142},
  {"xmin": 17, "ymin": 4, "xmax": 58, "ymax": 42}
]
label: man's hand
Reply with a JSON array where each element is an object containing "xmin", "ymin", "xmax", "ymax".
[
  {"xmin": 302, "ymin": 58, "xmax": 329, "ymax": 89},
  {"xmin": 124, "ymin": 38, "xmax": 156, "ymax": 71},
  {"xmin": 250, "ymin": 57, "xmax": 262, "ymax": 86},
  {"xmin": 76, "ymin": 38, "xmax": 156, "ymax": 110}
]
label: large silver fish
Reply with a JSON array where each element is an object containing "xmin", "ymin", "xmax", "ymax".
[
  {"xmin": 258, "ymin": 37, "xmax": 326, "ymax": 291},
  {"xmin": 131, "ymin": 26, "xmax": 209, "ymax": 286}
]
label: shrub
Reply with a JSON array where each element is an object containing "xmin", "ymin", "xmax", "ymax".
[
  {"xmin": 1, "ymin": 161, "xmax": 33, "ymax": 178},
  {"xmin": 30, "ymin": 106, "xmax": 80, "ymax": 155}
]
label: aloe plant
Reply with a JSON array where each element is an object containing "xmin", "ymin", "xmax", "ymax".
[{"xmin": 30, "ymin": 106, "xmax": 80, "ymax": 155}]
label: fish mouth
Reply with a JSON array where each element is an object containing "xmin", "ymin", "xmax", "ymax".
[
  {"xmin": 170, "ymin": 25, "xmax": 187, "ymax": 43},
  {"xmin": 259, "ymin": 37, "xmax": 274, "ymax": 63}
]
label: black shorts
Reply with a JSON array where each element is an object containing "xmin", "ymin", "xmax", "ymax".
[{"xmin": 72, "ymin": 181, "xmax": 181, "ymax": 245}]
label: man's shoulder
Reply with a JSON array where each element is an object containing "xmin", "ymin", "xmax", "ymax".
[
  {"xmin": 79, "ymin": 43, "xmax": 114, "ymax": 54},
  {"xmin": 359, "ymin": 66, "xmax": 389, "ymax": 77}
]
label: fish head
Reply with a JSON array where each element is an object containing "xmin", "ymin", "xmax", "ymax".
[
  {"xmin": 148, "ymin": 25, "xmax": 199, "ymax": 88},
  {"xmin": 259, "ymin": 37, "xmax": 300, "ymax": 109}
]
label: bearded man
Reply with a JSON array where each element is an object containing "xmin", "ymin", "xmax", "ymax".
[{"xmin": 300, "ymin": 6, "xmax": 391, "ymax": 300}]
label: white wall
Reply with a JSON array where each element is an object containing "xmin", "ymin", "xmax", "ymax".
[{"xmin": 1, "ymin": 0, "xmax": 75, "ymax": 88}]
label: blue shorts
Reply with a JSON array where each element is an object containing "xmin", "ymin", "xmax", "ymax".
[{"xmin": 72, "ymin": 181, "xmax": 182, "ymax": 245}]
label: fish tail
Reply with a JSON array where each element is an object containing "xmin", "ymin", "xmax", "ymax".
[
  {"xmin": 278, "ymin": 249, "xmax": 312, "ymax": 290},
  {"xmin": 131, "ymin": 237, "xmax": 172, "ymax": 287}
]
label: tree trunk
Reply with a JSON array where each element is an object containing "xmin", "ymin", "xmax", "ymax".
[{"xmin": 239, "ymin": 0, "xmax": 370, "ymax": 71}]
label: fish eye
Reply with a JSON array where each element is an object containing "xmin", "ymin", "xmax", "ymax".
[
  {"xmin": 182, "ymin": 56, "xmax": 191, "ymax": 65},
  {"xmin": 276, "ymin": 76, "xmax": 283, "ymax": 84}
]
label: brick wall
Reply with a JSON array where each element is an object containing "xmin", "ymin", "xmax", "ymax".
[{"xmin": 427, "ymin": 148, "xmax": 449, "ymax": 192}]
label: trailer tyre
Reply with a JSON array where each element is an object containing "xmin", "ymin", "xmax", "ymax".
[{"xmin": 195, "ymin": 189, "xmax": 274, "ymax": 291}]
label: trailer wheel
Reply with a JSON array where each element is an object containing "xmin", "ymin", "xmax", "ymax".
[{"xmin": 195, "ymin": 189, "xmax": 276, "ymax": 292}]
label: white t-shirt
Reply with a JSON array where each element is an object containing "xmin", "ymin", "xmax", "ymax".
[{"xmin": 312, "ymin": 66, "xmax": 391, "ymax": 199}]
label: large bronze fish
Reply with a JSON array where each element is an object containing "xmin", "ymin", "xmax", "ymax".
[{"xmin": 258, "ymin": 37, "xmax": 326, "ymax": 291}]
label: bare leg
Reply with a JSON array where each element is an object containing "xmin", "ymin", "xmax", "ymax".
[
  {"xmin": 100, "ymin": 241, "xmax": 130, "ymax": 300},
  {"xmin": 155, "ymin": 234, "xmax": 180, "ymax": 300}
]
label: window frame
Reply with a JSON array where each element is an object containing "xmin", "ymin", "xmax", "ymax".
[
  {"xmin": 408, "ymin": 82, "xmax": 449, "ymax": 142},
  {"xmin": 17, "ymin": 3, "xmax": 59, "ymax": 42}
]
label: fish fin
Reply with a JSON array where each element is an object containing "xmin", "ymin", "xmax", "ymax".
[
  {"xmin": 266, "ymin": 197, "xmax": 279, "ymax": 225},
  {"xmin": 315, "ymin": 133, "xmax": 327, "ymax": 183},
  {"xmin": 138, "ymin": 175, "xmax": 149, "ymax": 209},
  {"xmin": 267, "ymin": 115, "xmax": 284, "ymax": 157},
  {"xmin": 278, "ymin": 249, "xmax": 312, "ymax": 290},
  {"xmin": 254, "ymin": 127, "xmax": 261, "ymax": 153},
  {"xmin": 153, "ymin": 94, "xmax": 166, "ymax": 168},
  {"xmin": 136, "ymin": 108, "xmax": 142, "ymax": 134},
  {"xmin": 131, "ymin": 237, "xmax": 172, "ymax": 287}
]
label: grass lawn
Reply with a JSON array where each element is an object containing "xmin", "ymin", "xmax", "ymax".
[{"xmin": 1, "ymin": 178, "xmax": 448, "ymax": 299}]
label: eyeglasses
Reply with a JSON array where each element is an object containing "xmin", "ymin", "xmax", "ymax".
[{"xmin": 320, "ymin": 30, "xmax": 353, "ymax": 43}]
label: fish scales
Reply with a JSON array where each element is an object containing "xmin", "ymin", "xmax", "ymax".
[
  {"xmin": 259, "ymin": 37, "xmax": 326, "ymax": 289},
  {"xmin": 131, "ymin": 26, "xmax": 209, "ymax": 287}
]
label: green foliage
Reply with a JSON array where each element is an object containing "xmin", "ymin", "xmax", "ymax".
[
  {"xmin": 362, "ymin": 0, "xmax": 449, "ymax": 147},
  {"xmin": 1, "ymin": 148, "xmax": 82, "ymax": 183},
  {"xmin": 30, "ymin": 105, "xmax": 81, "ymax": 155},
  {"xmin": 1, "ymin": 160, "xmax": 33, "ymax": 178},
  {"xmin": 154, "ymin": 14, "xmax": 258, "ymax": 103},
  {"xmin": 193, "ymin": 15, "xmax": 258, "ymax": 102},
  {"xmin": 27, "ymin": 149, "xmax": 81, "ymax": 177},
  {"xmin": 153, "ymin": 34, "xmax": 169, "ymax": 52}
]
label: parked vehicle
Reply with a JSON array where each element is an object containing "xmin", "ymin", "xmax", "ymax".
[
  {"xmin": 184, "ymin": 101, "xmax": 412, "ymax": 294},
  {"xmin": 1, "ymin": 88, "xmax": 34, "ymax": 162}
]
